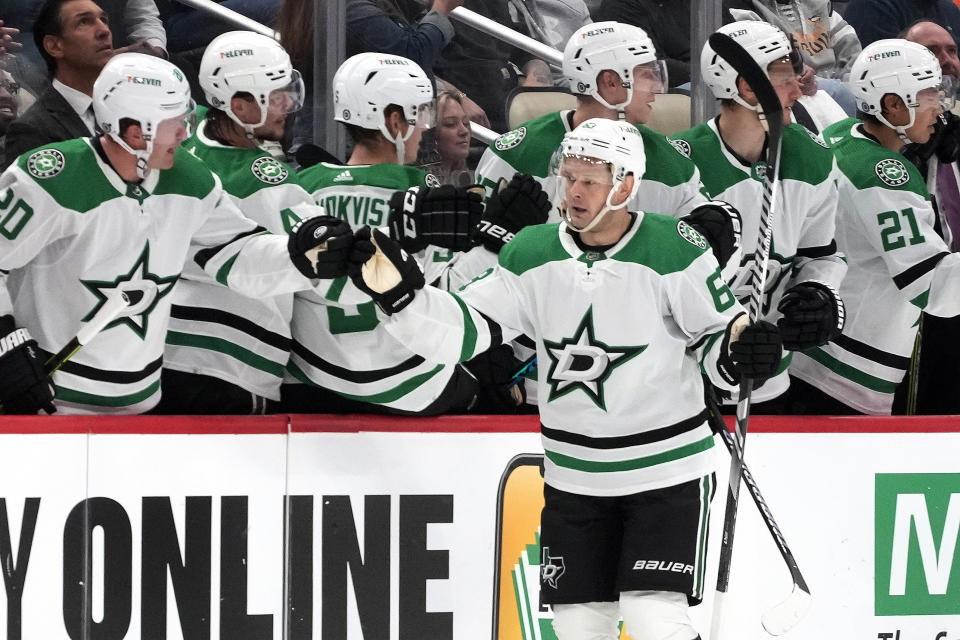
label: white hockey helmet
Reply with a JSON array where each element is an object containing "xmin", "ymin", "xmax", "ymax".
[
  {"xmin": 557, "ymin": 117, "xmax": 645, "ymax": 232},
  {"xmin": 701, "ymin": 20, "xmax": 798, "ymax": 110},
  {"xmin": 93, "ymin": 53, "xmax": 195, "ymax": 178},
  {"xmin": 563, "ymin": 21, "xmax": 667, "ymax": 112},
  {"xmin": 199, "ymin": 31, "xmax": 305, "ymax": 136},
  {"xmin": 333, "ymin": 52, "xmax": 435, "ymax": 163},
  {"xmin": 850, "ymin": 39, "xmax": 953, "ymax": 141}
]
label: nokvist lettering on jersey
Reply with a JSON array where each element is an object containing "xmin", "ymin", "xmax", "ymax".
[
  {"xmin": 322, "ymin": 195, "xmax": 390, "ymax": 227},
  {"xmin": 0, "ymin": 328, "xmax": 31, "ymax": 357},
  {"xmin": 0, "ymin": 494, "xmax": 455, "ymax": 640}
]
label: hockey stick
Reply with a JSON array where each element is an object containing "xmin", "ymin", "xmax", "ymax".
[
  {"xmin": 707, "ymin": 31, "xmax": 789, "ymax": 640},
  {"xmin": 704, "ymin": 393, "xmax": 811, "ymax": 634},
  {"xmin": 43, "ymin": 288, "xmax": 139, "ymax": 375}
]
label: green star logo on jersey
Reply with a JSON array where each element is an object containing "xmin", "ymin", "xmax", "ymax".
[
  {"xmin": 494, "ymin": 127, "xmax": 527, "ymax": 151},
  {"xmin": 875, "ymin": 159, "xmax": 910, "ymax": 187},
  {"xmin": 543, "ymin": 306, "xmax": 647, "ymax": 410},
  {"xmin": 80, "ymin": 242, "xmax": 178, "ymax": 340},
  {"xmin": 27, "ymin": 149, "xmax": 65, "ymax": 179},
  {"xmin": 251, "ymin": 156, "xmax": 289, "ymax": 184}
]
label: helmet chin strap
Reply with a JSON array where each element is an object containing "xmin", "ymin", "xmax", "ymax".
[
  {"xmin": 110, "ymin": 132, "xmax": 154, "ymax": 180},
  {"xmin": 562, "ymin": 182, "xmax": 628, "ymax": 234},
  {"xmin": 878, "ymin": 107, "xmax": 918, "ymax": 144}
]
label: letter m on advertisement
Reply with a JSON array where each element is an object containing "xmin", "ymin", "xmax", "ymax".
[{"xmin": 875, "ymin": 473, "xmax": 960, "ymax": 615}]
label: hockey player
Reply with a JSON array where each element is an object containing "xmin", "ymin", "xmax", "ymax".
[
  {"xmin": 346, "ymin": 118, "xmax": 783, "ymax": 640},
  {"xmin": 789, "ymin": 39, "xmax": 960, "ymax": 414},
  {"xmin": 285, "ymin": 52, "xmax": 486, "ymax": 414},
  {"xmin": 0, "ymin": 53, "xmax": 351, "ymax": 415},
  {"xmin": 672, "ymin": 20, "xmax": 847, "ymax": 411},
  {"xmin": 157, "ymin": 31, "xmax": 317, "ymax": 414}
]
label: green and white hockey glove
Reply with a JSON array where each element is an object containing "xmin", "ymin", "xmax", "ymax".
[
  {"xmin": 288, "ymin": 215, "xmax": 354, "ymax": 279},
  {"xmin": 388, "ymin": 185, "xmax": 483, "ymax": 253},
  {"xmin": 477, "ymin": 173, "xmax": 551, "ymax": 254},
  {"xmin": 347, "ymin": 226, "xmax": 425, "ymax": 315}
]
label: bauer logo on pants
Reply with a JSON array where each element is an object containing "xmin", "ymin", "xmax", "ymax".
[{"xmin": 874, "ymin": 473, "xmax": 960, "ymax": 615}]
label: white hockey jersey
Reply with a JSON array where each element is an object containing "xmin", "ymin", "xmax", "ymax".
[
  {"xmin": 671, "ymin": 118, "xmax": 846, "ymax": 403},
  {"xmin": 163, "ymin": 119, "xmax": 323, "ymax": 401},
  {"xmin": 0, "ymin": 139, "xmax": 316, "ymax": 414},
  {"xmin": 290, "ymin": 162, "xmax": 463, "ymax": 412},
  {"xmin": 791, "ymin": 119, "xmax": 960, "ymax": 414},
  {"xmin": 381, "ymin": 215, "xmax": 747, "ymax": 496}
]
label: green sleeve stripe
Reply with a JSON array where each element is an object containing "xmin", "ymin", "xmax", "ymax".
[
  {"xmin": 55, "ymin": 380, "xmax": 160, "ymax": 408},
  {"xmin": 165, "ymin": 331, "xmax": 286, "ymax": 377},
  {"xmin": 909, "ymin": 289, "xmax": 930, "ymax": 310},
  {"xmin": 215, "ymin": 254, "xmax": 239, "ymax": 286},
  {"xmin": 544, "ymin": 435, "xmax": 714, "ymax": 473},
  {"xmin": 452, "ymin": 293, "xmax": 478, "ymax": 361},
  {"xmin": 286, "ymin": 361, "xmax": 446, "ymax": 404},
  {"xmin": 775, "ymin": 352, "xmax": 794, "ymax": 376},
  {"xmin": 803, "ymin": 347, "xmax": 898, "ymax": 393},
  {"xmin": 698, "ymin": 331, "xmax": 724, "ymax": 370}
]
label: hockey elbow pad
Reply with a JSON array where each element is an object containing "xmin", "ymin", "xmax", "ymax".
[{"xmin": 347, "ymin": 226, "xmax": 425, "ymax": 315}]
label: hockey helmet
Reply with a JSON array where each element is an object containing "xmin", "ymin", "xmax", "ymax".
[
  {"xmin": 92, "ymin": 53, "xmax": 195, "ymax": 178},
  {"xmin": 701, "ymin": 20, "xmax": 801, "ymax": 110},
  {"xmin": 199, "ymin": 31, "xmax": 304, "ymax": 137},
  {"xmin": 563, "ymin": 21, "xmax": 667, "ymax": 111}
]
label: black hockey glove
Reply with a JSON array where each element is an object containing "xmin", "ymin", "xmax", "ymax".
[
  {"xmin": 288, "ymin": 215, "xmax": 354, "ymax": 279},
  {"xmin": 388, "ymin": 185, "xmax": 483, "ymax": 253},
  {"xmin": 718, "ymin": 314, "xmax": 783, "ymax": 384},
  {"xmin": 0, "ymin": 315, "xmax": 56, "ymax": 415},
  {"xmin": 477, "ymin": 173, "xmax": 551, "ymax": 254},
  {"xmin": 347, "ymin": 226, "xmax": 425, "ymax": 315},
  {"xmin": 776, "ymin": 280, "xmax": 845, "ymax": 351},
  {"xmin": 681, "ymin": 200, "xmax": 742, "ymax": 269},
  {"xmin": 463, "ymin": 344, "xmax": 527, "ymax": 412}
]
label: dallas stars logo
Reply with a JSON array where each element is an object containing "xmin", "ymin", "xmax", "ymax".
[
  {"xmin": 494, "ymin": 127, "xmax": 526, "ymax": 151},
  {"xmin": 251, "ymin": 156, "xmax": 288, "ymax": 184},
  {"xmin": 80, "ymin": 243, "xmax": 178, "ymax": 339},
  {"xmin": 876, "ymin": 158, "xmax": 910, "ymax": 187},
  {"xmin": 542, "ymin": 306, "xmax": 646, "ymax": 410}
]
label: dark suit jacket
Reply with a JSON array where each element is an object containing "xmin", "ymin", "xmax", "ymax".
[{"xmin": 3, "ymin": 85, "xmax": 91, "ymax": 169}]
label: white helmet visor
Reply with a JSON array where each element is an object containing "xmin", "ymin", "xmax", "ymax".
[
  {"xmin": 151, "ymin": 103, "xmax": 197, "ymax": 147},
  {"xmin": 917, "ymin": 78, "xmax": 956, "ymax": 110},
  {"xmin": 633, "ymin": 60, "xmax": 669, "ymax": 95},
  {"xmin": 269, "ymin": 69, "xmax": 306, "ymax": 114},
  {"xmin": 407, "ymin": 99, "xmax": 437, "ymax": 130}
]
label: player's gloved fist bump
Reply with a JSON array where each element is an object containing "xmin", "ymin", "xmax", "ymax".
[
  {"xmin": 0, "ymin": 315, "xmax": 56, "ymax": 415},
  {"xmin": 777, "ymin": 280, "xmax": 844, "ymax": 351},
  {"xmin": 347, "ymin": 226, "xmax": 425, "ymax": 315},
  {"xmin": 719, "ymin": 313, "xmax": 782, "ymax": 384},
  {"xmin": 681, "ymin": 200, "xmax": 742, "ymax": 269},
  {"xmin": 388, "ymin": 185, "xmax": 483, "ymax": 254},
  {"xmin": 288, "ymin": 215, "xmax": 354, "ymax": 279},
  {"xmin": 478, "ymin": 173, "xmax": 551, "ymax": 254}
]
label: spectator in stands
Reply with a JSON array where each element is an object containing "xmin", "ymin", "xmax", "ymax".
[
  {"xmin": 0, "ymin": 19, "xmax": 23, "ymax": 60},
  {"xmin": 844, "ymin": 0, "xmax": 960, "ymax": 48},
  {"xmin": 898, "ymin": 19, "xmax": 960, "ymax": 414},
  {"xmin": 727, "ymin": 0, "xmax": 860, "ymax": 115},
  {"xmin": 507, "ymin": 0, "xmax": 591, "ymax": 52},
  {"xmin": 519, "ymin": 58, "xmax": 553, "ymax": 87},
  {"xmin": 435, "ymin": 89, "xmax": 471, "ymax": 183},
  {"xmin": 276, "ymin": 0, "xmax": 316, "ymax": 154},
  {"xmin": 3, "ymin": 0, "xmax": 115, "ymax": 168},
  {"xmin": 0, "ymin": 71, "xmax": 20, "ymax": 160}
]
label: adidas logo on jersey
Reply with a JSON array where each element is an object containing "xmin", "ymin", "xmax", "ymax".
[{"xmin": 333, "ymin": 170, "xmax": 353, "ymax": 182}]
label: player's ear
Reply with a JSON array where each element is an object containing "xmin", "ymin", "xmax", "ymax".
[
  {"xmin": 736, "ymin": 76, "xmax": 757, "ymax": 106},
  {"xmin": 120, "ymin": 122, "xmax": 146, "ymax": 150},
  {"xmin": 612, "ymin": 174, "xmax": 634, "ymax": 207},
  {"xmin": 880, "ymin": 93, "xmax": 907, "ymax": 120}
]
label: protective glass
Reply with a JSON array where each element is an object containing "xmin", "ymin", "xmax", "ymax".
[
  {"xmin": 766, "ymin": 57, "xmax": 803, "ymax": 89},
  {"xmin": 268, "ymin": 69, "xmax": 305, "ymax": 113},
  {"xmin": 632, "ymin": 60, "xmax": 668, "ymax": 94}
]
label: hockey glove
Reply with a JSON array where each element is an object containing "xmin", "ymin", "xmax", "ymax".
[
  {"xmin": 477, "ymin": 173, "xmax": 551, "ymax": 254},
  {"xmin": 388, "ymin": 185, "xmax": 483, "ymax": 253},
  {"xmin": 777, "ymin": 280, "xmax": 845, "ymax": 351},
  {"xmin": 681, "ymin": 200, "xmax": 742, "ymax": 269},
  {"xmin": 288, "ymin": 215, "xmax": 354, "ymax": 279},
  {"xmin": 347, "ymin": 226, "xmax": 425, "ymax": 315},
  {"xmin": 463, "ymin": 344, "xmax": 527, "ymax": 412},
  {"xmin": 0, "ymin": 316, "xmax": 56, "ymax": 415},
  {"xmin": 718, "ymin": 314, "xmax": 783, "ymax": 384}
]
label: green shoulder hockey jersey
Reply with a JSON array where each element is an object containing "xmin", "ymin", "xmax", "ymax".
[
  {"xmin": 0, "ymin": 139, "xmax": 314, "ymax": 414},
  {"xmin": 671, "ymin": 118, "xmax": 846, "ymax": 402},
  {"xmin": 791, "ymin": 120, "xmax": 960, "ymax": 414},
  {"xmin": 164, "ymin": 118, "xmax": 324, "ymax": 400},
  {"xmin": 381, "ymin": 214, "xmax": 747, "ymax": 496},
  {"xmin": 289, "ymin": 162, "xmax": 463, "ymax": 412},
  {"xmin": 475, "ymin": 110, "xmax": 709, "ymax": 218}
]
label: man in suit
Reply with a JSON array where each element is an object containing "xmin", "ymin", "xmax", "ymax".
[{"xmin": 3, "ymin": 0, "xmax": 115, "ymax": 168}]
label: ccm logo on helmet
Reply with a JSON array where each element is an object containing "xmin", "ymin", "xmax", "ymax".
[{"xmin": 126, "ymin": 76, "xmax": 161, "ymax": 86}]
